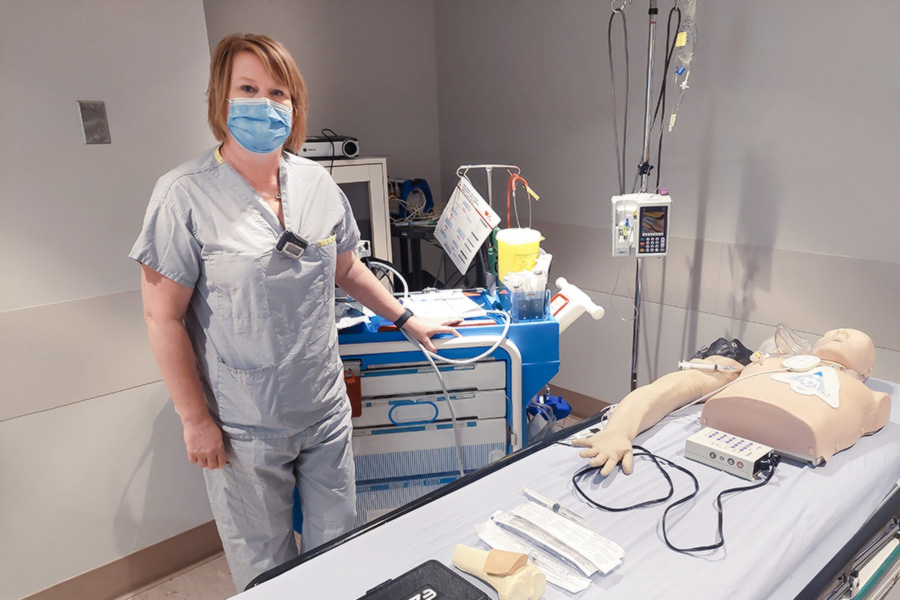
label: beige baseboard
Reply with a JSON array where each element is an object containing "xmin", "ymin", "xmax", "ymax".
[
  {"xmin": 24, "ymin": 521, "xmax": 223, "ymax": 600},
  {"xmin": 548, "ymin": 384, "xmax": 610, "ymax": 419}
]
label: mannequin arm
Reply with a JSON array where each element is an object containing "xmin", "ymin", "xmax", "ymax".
[
  {"xmin": 572, "ymin": 356, "xmax": 743, "ymax": 475},
  {"xmin": 452, "ymin": 545, "xmax": 546, "ymax": 600}
]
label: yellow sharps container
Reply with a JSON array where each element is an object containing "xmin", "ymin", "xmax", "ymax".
[{"xmin": 496, "ymin": 227, "xmax": 543, "ymax": 284}]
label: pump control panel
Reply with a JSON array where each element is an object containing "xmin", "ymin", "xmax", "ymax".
[{"xmin": 611, "ymin": 193, "xmax": 672, "ymax": 257}]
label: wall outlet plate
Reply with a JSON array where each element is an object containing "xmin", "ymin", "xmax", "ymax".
[{"xmin": 77, "ymin": 101, "xmax": 111, "ymax": 144}]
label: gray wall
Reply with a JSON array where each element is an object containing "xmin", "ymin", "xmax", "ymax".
[
  {"xmin": 203, "ymin": 0, "xmax": 444, "ymax": 191},
  {"xmin": 0, "ymin": 1, "xmax": 215, "ymax": 597},
  {"xmin": 434, "ymin": 0, "xmax": 900, "ymax": 403}
]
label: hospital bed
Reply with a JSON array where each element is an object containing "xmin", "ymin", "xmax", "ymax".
[{"xmin": 242, "ymin": 378, "xmax": 900, "ymax": 600}]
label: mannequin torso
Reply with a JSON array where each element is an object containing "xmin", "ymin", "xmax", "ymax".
[{"xmin": 702, "ymin": 356, "xmax": 890, "ymax": 463}]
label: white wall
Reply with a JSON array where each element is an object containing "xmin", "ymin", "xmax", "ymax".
[
  {"xmin": 434, "ymin": 0, "xmax": 900, "ymax": 403},
  {"xmin": 0, "ymin": 1, "xmax": 215, "ymax": 597},
  {"xmin": 203, "ymin": 0, "xmax": 443, "ymax": 192}
]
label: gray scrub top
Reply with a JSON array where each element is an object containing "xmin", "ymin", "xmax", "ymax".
[{"xmin": 130, "ymin": 147, "xmax": 360, "ymax": 436}]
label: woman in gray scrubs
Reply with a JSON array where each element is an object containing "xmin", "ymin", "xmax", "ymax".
[{"xmin": 129, "ymin": 33, "xmax": 457, "ymax": 591}]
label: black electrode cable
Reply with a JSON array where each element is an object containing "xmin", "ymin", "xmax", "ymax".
[
  {"xmin": 573, "ymin": 445, "xmax": 675, "ymax": 511},
  {"xmin": 662, "ymin": 454, "xmax": 780, "ymax": 554},
  {"xmin": 572, "ymin": 445, "xmax": 781, "ymax": 555}
]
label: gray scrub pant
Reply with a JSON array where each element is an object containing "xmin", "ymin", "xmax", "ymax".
[{"xmin": 204, "ymin": 404, "xmax": 356, "ymax": 591}]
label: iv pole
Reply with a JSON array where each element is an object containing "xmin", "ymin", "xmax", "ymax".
[{"xmin": 630, "ymin": 0, "xmax": 658, "ymax": 391}]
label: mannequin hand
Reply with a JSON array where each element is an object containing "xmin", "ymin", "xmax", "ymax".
[
  {"xmin": 572, "ymin": 429, "xmax": 635, "ymax": 476},
  {"xmin": 402, "ymin": 316, "xmax": 462, "ymax": 353},
  {"xmin": 183, "ymin": 415, "xmax": 227, "ymax": 469}
]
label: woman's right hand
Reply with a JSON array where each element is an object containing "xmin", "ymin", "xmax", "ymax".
[
  {"xmin": 183, "ymin": 416, "xmax": 227, "ymax": 469},
  {"xmin": 572, "ymin": 429, "xmax": 635, "ymax": 476}
]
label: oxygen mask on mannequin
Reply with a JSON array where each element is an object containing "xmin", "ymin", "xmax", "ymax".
[{"xmin": 754, "ymin": 324, "xmax": 812, "ymax": 361}]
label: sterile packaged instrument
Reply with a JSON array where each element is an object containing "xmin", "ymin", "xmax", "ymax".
[
  {"xmin": 611, "ymin": 193, "xmax": 672, "ymax": 257},
  {"xmin": 476, "ymin": 517, "xmax": 592, "ymax": 593},
  {"xmin": 488, "ymin": 502, "xmax": 624, "ymax": 576},
  {"xmin": 521, "ymin": 486, "xmax": 588, "ymax": 526}
]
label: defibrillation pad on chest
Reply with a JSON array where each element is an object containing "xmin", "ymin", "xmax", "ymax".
[{"xmin": 771, "ymin": 367, "xmax": 841, "ymax": 408}]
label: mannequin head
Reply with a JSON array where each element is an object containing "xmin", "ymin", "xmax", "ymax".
[{"xmin": 812, "ymin": 328, "xmax": 877, "ymax": 380}]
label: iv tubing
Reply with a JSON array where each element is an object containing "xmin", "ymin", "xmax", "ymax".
[
  {"xmin": 678, "ymin": 368, "xmax": 789, "ymax": 412},
  {"xmin": 677, "ymin": 361, "xmax": 740, "ymax": 373},
  {"xmin": 507, "ymin": 172, "xmax": 530, "ymax": 228}
]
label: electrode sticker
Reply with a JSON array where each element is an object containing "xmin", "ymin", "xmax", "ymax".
[{"xmin": 771, "ymin": 367, "xmax": 841, "ymax": 408}]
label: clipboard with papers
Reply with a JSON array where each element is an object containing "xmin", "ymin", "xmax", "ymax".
[{"xmin": 435, "ymin": 177, "xmax": 501, "ymax": 277}]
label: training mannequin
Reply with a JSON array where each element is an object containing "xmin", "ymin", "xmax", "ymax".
[
  {"xmin": 452, "ymin": 545, "xmax": 546, "ymax": 600},
  {"xmin": 574, "ymin": 328, "xmax": 891, "ymax": 474}
]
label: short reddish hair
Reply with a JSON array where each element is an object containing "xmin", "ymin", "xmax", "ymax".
[{"xmin": 207, "ymin": 33, "xmax": 308, "ymax": 153}]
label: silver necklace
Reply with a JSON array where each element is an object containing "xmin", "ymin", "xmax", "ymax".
[{"xmin": 223, "ymin": 150, "xmax": 280, "ymax": 201}]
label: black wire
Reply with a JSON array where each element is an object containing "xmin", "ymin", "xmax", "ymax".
[
  {"xmin": 573, "ymin": 446, "xmax": 675, "ymax": 511},
  {"xmin": 572, "ymin": 443, "xmax": 781, "ymax": 556},
  {"xmin": 612, "ymin": 3, "xmax": 681, "ymax": 195},
  {"xmin": 321, "ymin": 128, "xmax": 337, "ymax": 175},
  {"xmin": 608, "ymin": 10, "xmax": 629, "ymax": 196},
  {"xmin": 434, "ymin": 252, "xmax": 444, "ymax": 289},
  {"xmin": 649, "ymin": 7, "xmax": 682, "ymax": 131},
  {"xmin": 654, "ymin": 7, "xmax": 682, "ymax": 191},
  {"xmin": 446, "ymin": 261, "xmax": 477, "ymax": 289},
  {"xmin": 662, "ymin": 456, "xmax": 779, "ymax": 554},
  {"xmin": 361, "ymin": 257, "xmax": 397, "ymax": 293}
]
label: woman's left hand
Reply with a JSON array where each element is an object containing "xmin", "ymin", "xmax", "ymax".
[{"xmin": 402, "ymin": 316, "xmax": 462, "ymax": 353}]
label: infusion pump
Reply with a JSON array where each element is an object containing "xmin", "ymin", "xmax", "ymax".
[{"xmin": 611, "ymin": 193, "xmax": 672, "ymax": 257}]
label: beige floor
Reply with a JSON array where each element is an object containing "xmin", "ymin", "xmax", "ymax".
[
  {"xmin": 124, "ymin": 554, "xmax": 236, "ymax": 600},
  {"xmin": 126, "ymin": 532, "xmax": 303, "ymax": 600}
]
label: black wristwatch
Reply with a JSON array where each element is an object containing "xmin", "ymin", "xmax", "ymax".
[{"xmin": 393, "ymin": 308, "xmax": 414, "ymax": 330}]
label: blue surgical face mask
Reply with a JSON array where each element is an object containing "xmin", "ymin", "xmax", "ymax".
[{"xmin": 226, "ymin": 97, "xmax": 292, "ymax": 154}]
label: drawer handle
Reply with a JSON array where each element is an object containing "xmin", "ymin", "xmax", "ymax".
[{"xmin": 388, "ymin": 400, "xmax": 439, "ymax": 425}]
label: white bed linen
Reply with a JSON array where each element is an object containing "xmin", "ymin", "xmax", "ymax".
[{"xmin": 235, "ymin": 379, "xmax": 900, "ymax": 600}]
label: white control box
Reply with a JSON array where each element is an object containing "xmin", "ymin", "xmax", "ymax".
[
  {"xmin": 684, "ymin": 427, "xmax": 774, "ymax": 480},
  {"xmin": 611, "ymin": 193, "xmax": 672, "ymax": 257}
]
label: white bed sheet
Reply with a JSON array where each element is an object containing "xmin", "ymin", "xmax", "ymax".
[{"xmin": 235, "ymin": 379, "xmax": 900, "ymax": 600}]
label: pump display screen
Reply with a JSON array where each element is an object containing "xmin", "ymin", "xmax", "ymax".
[{"xmin": 638, "ymin": 205, "xmax": 668, "ymax": 255}]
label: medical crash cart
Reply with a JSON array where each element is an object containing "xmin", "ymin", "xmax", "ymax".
[{"xmin": 339, "ymin": 289, "xmax": 560, "ymax": 527}]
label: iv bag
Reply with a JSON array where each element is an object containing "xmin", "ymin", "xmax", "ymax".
[
  {"xmin": 675, "ymin": 0, "xmax": 698, "ymax": 69},
  {"xmin": 669, "ymin": 0, "xmax": 698, "ymax": 131}
]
